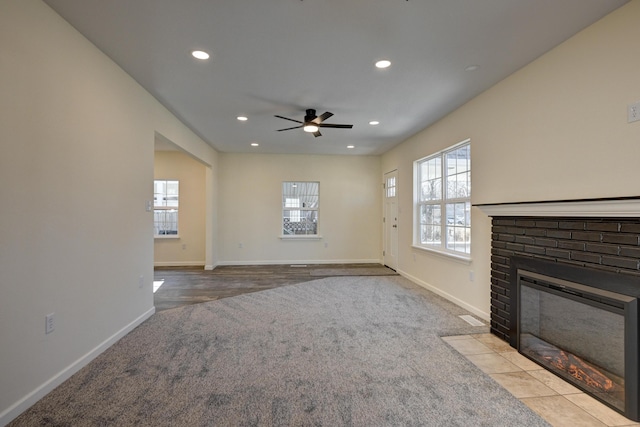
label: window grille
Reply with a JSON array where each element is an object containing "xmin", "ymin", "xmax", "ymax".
[
  {"xmin": 282, "ymin": 182, "xmax": 319, "ymax": 236},
  {"xmin": 386, "ymin": 176, "xmax": 396, "ymax": 198},
  {"xmin": 154, "ymin": 180, "xmax": 179, "ymax": 236},
  {"xmin": 414, "ymin": 140, "xmax": 470, "ymax": 255}
]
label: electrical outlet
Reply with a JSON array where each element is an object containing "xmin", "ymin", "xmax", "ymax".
[
  {"xmin": 238, "ymin": 243, "xmax": 243, "ymax": 249},
  {"xmin": 45, "ymin": 313, "xmax": 55, "ymax": 334},
  {"xmin": 469, "ymin": 271, "xmax": 475, "ymax": 282},
  {"xmin": 628, "ymin": 101, "xmax": 640, "ymax": 123},
  {"xmin": 138, "ymin": 275, "xmax": 144, "ymax": 289}
]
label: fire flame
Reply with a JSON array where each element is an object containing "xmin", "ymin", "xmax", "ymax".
[{"xmin": 543, "ymin": 351, "xmax": 614, "ymax": 391}]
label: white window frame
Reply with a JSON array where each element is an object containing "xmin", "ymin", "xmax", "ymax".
[
  {"xmin": 413, "ymin": 139, "xmax": 471, "ymax": 260},
  {"xmin": 154, "ymin": 179, "xmax": 179, "ymax": 238},
  {"xmin": 281, "ymin": 181, "xmax": 321, "ymax": 239}
]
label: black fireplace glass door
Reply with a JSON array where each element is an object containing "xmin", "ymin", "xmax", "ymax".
[{"xmin": 519, "ymin": 277, "xmax": 625, "ymax": 412}]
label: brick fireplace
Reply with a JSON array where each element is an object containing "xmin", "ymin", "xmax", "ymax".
[
  {"xmin": 479, "ymin": 198, "xmax": 640, "ymax": 420},
  {"xmin": 489, "ymin": 215, "xmax": 640, "ymax": 341}
]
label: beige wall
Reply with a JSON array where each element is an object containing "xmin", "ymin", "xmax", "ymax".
[
  {"xmin": 3, "ymin": 0, "xmax": 638, "ymax": 423},
  {"xmin": 219, "ymin": 153, "xmax": 382, "ymax": 264},
  {"xmin": 382, "ymin": 2, "xmax": 640, "ymax": 319},
  {"xmin": 154, "ymin": 151, "xmax": 207, "ymax": 266},
  {"xmin": 0, "ymin": 1, "xmax": 218, "ymax": 423}
]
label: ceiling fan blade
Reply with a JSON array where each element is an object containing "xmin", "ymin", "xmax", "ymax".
[
  {"xmin": 277, "ymin": 125, "xmax": 303, "ymax": 132},
  {"xmin": 312, "ymin": 130, "xmax": 322, "ymax": 137},
  {"xmin": 275, "ymin": 115, "xmax": 303, "ymax": 124},
  {"xmin": 318, "ymin": 123, "xmax": 353, "ymax": 129},
  {"xmin": 314, "ymin": 111, "xmax": 333, "ymax": 123}
]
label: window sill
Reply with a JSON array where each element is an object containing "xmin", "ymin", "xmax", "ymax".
[
  {"xmin": 279, "ymin": 235, "xmax": 323, "ymax": 240},
  {"xmin": 412, "ymin": 245, "xmax": 472, "ymax": 264},
  {"xmin": 155, "ymin": 235, "xmax": 180, "ymax": 240}
]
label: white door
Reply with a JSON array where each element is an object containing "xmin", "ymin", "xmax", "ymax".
[{"xmin": 383, "ymin": 170, "xmax": 398, "ymax": 270}]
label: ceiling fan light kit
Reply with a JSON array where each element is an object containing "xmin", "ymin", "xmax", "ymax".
[{"xmin": 275, "ymin": 109, "xmax": 353, "ymax": 138}]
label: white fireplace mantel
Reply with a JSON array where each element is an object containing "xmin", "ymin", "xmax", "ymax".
[{"xmin": 476, "ymin": 198, "xmax": 640, "ymax": 218}]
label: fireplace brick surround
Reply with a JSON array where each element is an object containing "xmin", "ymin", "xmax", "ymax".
[{"xmin": 490, "ymin": 216, "xmax": 640, "ymax": 341}]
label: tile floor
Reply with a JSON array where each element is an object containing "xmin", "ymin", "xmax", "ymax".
[{"xmin": 442, "ymin": 334, "xmax": 640, "ymax": 427}]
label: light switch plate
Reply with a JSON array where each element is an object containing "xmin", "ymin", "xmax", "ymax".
[
  {"xmin": 628, "ymin": 101, "xmax": 640, "ymax": 123},
  {"xmin": 45, "ymin": 313, "xmax": 55, "ymax": 334}
]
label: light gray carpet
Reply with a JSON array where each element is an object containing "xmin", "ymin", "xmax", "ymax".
[
  {"xmin": 10, "ymin": 276, "xmax": 550, "ymax": 426},
  {"xmin": 309, "ymin": 267, "xmax": 398, "ymax": 277}
]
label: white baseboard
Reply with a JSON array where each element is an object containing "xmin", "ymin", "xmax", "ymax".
[
  {"xmin": 153, "ymin": 261, "xmax": 205, "ymax": 267},
  {"xmin": 0, "ymin": 307, "xmax": 155, "ymax": 427},
  {"xmin": 398, "ymin": 269, "xmax": 490, "ymax": 322},
  {"xmin": 164, "ymin": 261, "xmax": 384, "ymax": 269},
  {"xmin": 216, "ymin": 259, "xmax": 382, "ymax": 266}
]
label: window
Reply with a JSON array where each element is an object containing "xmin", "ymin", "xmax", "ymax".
[
  {"xmin": 414, "ymin": 140, "xmax": 470, "ymax": 256},
  {"xmin": 386, "ymin": 175, "xmax": 396, "ymax": 198},
  {"xmin": 282, "ymin": 182, "xmax": 319, "ymax": 236},
  {"xmin": 154, "ymin": 180, "xmax": 179, "ymax": 236}
]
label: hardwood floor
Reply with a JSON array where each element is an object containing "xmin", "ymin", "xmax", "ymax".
[{"xmin": 153, "ymin": 263, "xmax": 395, "ymax": 312}]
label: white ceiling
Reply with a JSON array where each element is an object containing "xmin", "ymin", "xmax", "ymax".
[{"xmin": 43, "ymin": 0, "xmax": 628, "ymax": 156}]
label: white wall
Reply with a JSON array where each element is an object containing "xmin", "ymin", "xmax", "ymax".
[
  {"xmin": 154, "ymin": 151, "xmax": 207, "ymax": 266},
  {"xmin": 382, "ymin": 2, "xmax": 640, "ymax": 320},
  {"xmin": 219, "ymin": 153, "xmax": 382, "ymax": 264},
  {"xmin": 0, "ymin": 1, "xmax": 218, "ymax": 424}
]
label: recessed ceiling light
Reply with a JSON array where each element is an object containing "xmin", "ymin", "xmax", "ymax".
[
  {"xmin": 250, "ymin": 142, "xmax": 259, "ymax": 147},
  {"xmin": 237, "ymin": 116, "xmax": 248, "ymax": 121},
  {"xmin": 375, "ymin": 59, "xmax": 391, "ymax": 69},
  {"xmin": 465, "ymin": 65, "xmax": 479, "ymax": 72},
  {"xmin": 369, "ymin": 121, "xmax": 380, "ymax": 126},
  {"xmin": 191, "ymin": 50, "xmax": 210, "ymax": 60},
  {"xmin": 347, "ymin": 145, "xmax": 355, "ymax": 149}
]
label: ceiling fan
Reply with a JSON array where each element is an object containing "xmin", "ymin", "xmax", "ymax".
[{"xmin": 275, "ymin": 109, "xmax": 353, "ymax": 137}]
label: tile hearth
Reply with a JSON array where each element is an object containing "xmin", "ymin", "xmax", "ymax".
[{"xmin": 443, "ymin": 334, "xmax": 640, "ymax": 427}]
